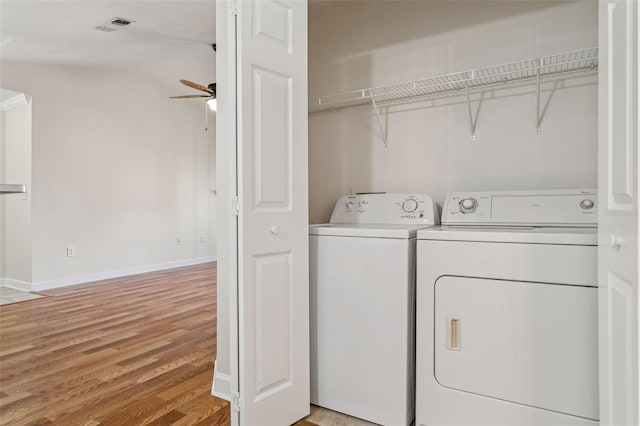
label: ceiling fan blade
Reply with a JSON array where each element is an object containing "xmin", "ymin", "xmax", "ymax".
[
  {"xmin": 180, "ymin": 79, "xmax": 214, "ymax": 94},
  {"xmin": 170, "ymin": 95, "xmax": 211, "ymax": 99}
]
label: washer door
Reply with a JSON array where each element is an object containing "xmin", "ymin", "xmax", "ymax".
[{"xmin": 434, "ymin": 276, "xmax": 598, "ymax": 420}]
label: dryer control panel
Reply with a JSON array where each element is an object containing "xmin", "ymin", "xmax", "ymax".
[
  {"xmin": 330, "ymin": 193, "xmax": 440, "ymax": 225},
  {"xmin": 442, "ymin": 189, "xmax": 597, "ymax": 227}
]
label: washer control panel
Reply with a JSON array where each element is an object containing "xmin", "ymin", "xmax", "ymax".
[
  {"xmin": 330, "ymin": 193, "xmax": 440, "ymax": 225},
  {"xmin": 442, "ymin": 189, "xmax": 597, "ymax": 226}
]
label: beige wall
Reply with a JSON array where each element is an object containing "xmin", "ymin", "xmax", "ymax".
[
  {"xmin": 308, "ymin": 1, "xmax": 598, "ymax": 223},
  {"xmin": 0, "ymin": 62, "xmax": 216, "ymax": 286},
  {"xmin": 0, "ymin": 110, "xmax": 4, "ymax": 279},
  {"xmin": 0, "ymin": 100, "xmax": 33, "ymax": 284}
]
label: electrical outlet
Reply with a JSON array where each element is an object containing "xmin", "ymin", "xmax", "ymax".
[
  {"xmin": 200, "ymin": 234, "xmax": 206, "ymax": 243},
  {"xmin": 176, "ymin": 237, "xmax": 182, "ymax": 247},
  {"xmin": 67, "ymin": 246, "xmax": 76, "ymax": 257}
]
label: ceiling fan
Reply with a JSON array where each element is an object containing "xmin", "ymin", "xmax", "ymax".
[{"xmin": 170, "ymin": 79, "xmax": 217, "ymax": 110}]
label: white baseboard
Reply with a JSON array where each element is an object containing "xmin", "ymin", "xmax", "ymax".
[
  {"xmin": 32, "ymin": 256, "xmax": 217, "ymax": 291},
  {"xmin": 212, "ymin": 359, "xmax": 231, "ymax": 401},
  {"xmin": 0, "ymin": 278, "xmax": 31, "ymax": 292}
]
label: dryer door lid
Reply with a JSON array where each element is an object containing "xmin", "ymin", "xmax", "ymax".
[{"xmin": 434, "ymin": 276, "xmax": 598, "ymax": 420}]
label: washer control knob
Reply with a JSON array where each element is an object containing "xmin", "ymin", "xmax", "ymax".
[
  {"xmin": 459, "ymin": 198, "xmax": 478, "ymax": 213},
  {"xmin": 580, "ymin": 199, "xmax": 594, "ymax": 210},
  {"xmin": 402, "ymin": 199, "xmax": 419, "ymax": 213}
]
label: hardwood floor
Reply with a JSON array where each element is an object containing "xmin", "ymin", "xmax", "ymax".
[
  {"xmin": 0, "ymin": 262, "xmax": 230, "ymax": 425},
  {"xmin": 0, "ymin": 263, "xmax": 331, "ymax": 425}
]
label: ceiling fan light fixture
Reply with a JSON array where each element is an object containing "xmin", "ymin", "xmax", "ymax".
[{"xmin": 207, "ymin": 98, "xmax": 217, "ymax": 111}]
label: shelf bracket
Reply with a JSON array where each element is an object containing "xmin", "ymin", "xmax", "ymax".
[
  {"xmin": 465, "ymin": 75, "xmax": 477, "ymax": 140},
  {"xmin": 535, "ymin": 58, "xmax": 542, "ymax": 133},
  {"xmin": 369, "ymin": 94, "xmax": 388, "ymax": 148}
]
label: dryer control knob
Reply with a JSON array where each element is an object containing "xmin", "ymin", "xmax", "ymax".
[
  {"xmin": 459, "ymin": 198, "xmax": 478, "ymax": 213},
  {"xmin": 580, "ymin": 199, "xmax": 594, "ymax": 210}
]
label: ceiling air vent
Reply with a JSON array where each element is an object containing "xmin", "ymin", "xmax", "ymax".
[
  {"xmin": 94, "ymin": 17, "xmax": 135, "ymax": 33},
  {"xmin": 111, "ymin": 17, "xmax": 134, "ymax": 26}
]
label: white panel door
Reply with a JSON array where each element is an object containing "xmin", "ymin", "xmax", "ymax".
[
  {"xmin": 232, "ymin": 0, "xmax": 309, "ymax": 424},
  {"xmin": 598, "ymin": 1, "xmax": 639, "ymax": 425}
]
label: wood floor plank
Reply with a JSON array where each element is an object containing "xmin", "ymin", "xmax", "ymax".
[
  {"xmin": 0, "ymin": 262, "xmax": 317, "ymax": 426},
  {"xmin": 0, "ymin": 263, "xmax": 227, "ymax": 425}
]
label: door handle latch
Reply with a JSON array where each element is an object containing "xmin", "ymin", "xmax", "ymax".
[
  {"xmin": 446, "ymin": 316, "xmax": 461, "ymax": 351},
  {"xmin": 609, "ymin": 234, "xmax": 623, "ymax": 250}
]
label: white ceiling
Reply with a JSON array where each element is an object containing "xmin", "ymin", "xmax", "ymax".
[
  {"xmin": 0, "ymin": 1, "xmax": 216, "ymax": 93},
  {"xmin": 1, "ymin": 0, "xmax": 586, "ymax": 92}
]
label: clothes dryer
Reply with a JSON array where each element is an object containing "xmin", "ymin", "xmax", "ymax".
[
  {"xmin": 416, "ymin": 189, "xmax": 599, "ymax": 426},
  {"xmin": 310, "ymin": 193, "xmax": 439, "ymax": 426}
]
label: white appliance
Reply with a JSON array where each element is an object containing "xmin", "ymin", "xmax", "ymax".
[
  {"xmin": 416, "ymin": 189, "xmax": 599, "ymax": 426},
  {"xmin": 310, "ymin": 193, "xmax": 439, "ymax": 426}
]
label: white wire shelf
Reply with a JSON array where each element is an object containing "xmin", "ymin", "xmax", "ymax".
[
  {"xmin": 316, "ymin": 47, "xmax": 598, "ymax": 145},
  {"xmin": 318, "ymin": 47, "xmax": 598, "ymax": 109}
]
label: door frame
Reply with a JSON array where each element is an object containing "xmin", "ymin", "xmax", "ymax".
[{"xmin": 214, "ymin": 0, "xmax": 240, "ymax": 422}]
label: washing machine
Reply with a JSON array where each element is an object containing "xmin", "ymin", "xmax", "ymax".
[
  {"xmin": 310, "ymin": 193, "xmax": 439, "ymax": 426},
  {"xmin": 416, "ymin": 189, "xmax": 599, "ymax": 426}
]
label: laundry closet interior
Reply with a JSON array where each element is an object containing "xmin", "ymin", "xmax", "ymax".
[
  {"xmin": 305, "ymin": 1, "xmax": 600, "ymax": 425},
  {"xmin": 307, "ymin": 1, "xmax": 596, "ymax": 219}
]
